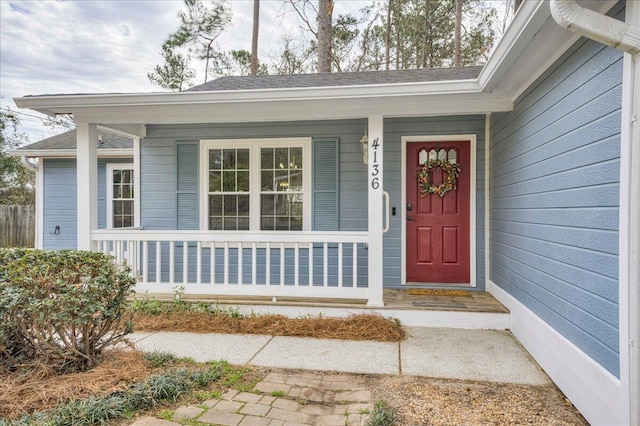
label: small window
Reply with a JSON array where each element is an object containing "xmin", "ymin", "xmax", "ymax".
[{"xmin": 107, "ymin": 164, "xmax": 135, "ymax": 228}]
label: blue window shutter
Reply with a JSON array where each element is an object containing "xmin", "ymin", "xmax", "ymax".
[
  {"xmin": 177, "ymin": 142, "xmax": 198, "ymax": 230},
  {"xmin": 313, "ymin": 138, "xmax": 339, "ymax": 231}
]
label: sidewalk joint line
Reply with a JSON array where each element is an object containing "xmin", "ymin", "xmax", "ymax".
[
  {"xmin": 398, "ymin": 341, "xmax": 402, "ymax": 375},
  {"xmin": 130, "ymin": 331, "xmax": 159, "ymax": 344},
  {"xmin": 246, "ymin": 334, "xmax": 275, "ymax": 365}
]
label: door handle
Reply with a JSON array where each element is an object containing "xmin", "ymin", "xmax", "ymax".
[
  {"xmin": 383, "ymin": 191, "xmax": 390, "ymax": 234},
  {"xmin": 407, "ymin": 216, "xmax": 413, "ymax": 221}
]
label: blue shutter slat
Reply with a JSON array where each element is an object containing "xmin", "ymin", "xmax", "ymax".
[
  {"xmin": 177, "ymin": 142, "xmax": 198, "ymax": 230},
  {"xmin": 313, "ymin": 138, "xmax": 339, "ymax": 231}
]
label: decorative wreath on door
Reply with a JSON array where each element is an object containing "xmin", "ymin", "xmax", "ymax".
[{"xmin": 417, "ymin": 159, "xmax": 461, "ymax": 198}]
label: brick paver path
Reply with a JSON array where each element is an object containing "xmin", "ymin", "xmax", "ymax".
[{"xmin": 130, "ymin": 371, "xmax": 374, "ymax": 426}]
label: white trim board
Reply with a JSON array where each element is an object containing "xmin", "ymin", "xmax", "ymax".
[
  {"xmin": 487, "ymin": 280, "xmax": 621, "ymax": 426},
  {"xmin": 36, "ymin": 159, "xmax": 44, "ymax": 249},
  {"xmin": 618, "ymin": 2, "xmax": 640, "ymax": 424},
  {"xmin": 400, "ymin": 135, "xmax": 477, "ymax": 287}
]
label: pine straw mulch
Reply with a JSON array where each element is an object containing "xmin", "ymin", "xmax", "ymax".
[
  {"xmin": 0, "ymin": 350, "xmax": 153, "ymax": 420},
  {"xmin": 133, "ymin": 312, "xmax": 406, "ymax": 342}
]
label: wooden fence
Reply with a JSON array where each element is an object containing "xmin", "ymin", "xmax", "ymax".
[{"xmin": 0, "ymin": 205, "xmax": 35, "ymax": 248}]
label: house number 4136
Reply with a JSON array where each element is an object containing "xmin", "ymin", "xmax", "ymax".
[{"xmin": 370, "ymin": 137, "xmax": 380, "ymax": 190}]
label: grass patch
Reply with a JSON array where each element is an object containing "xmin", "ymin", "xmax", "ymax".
[
  {"xmin": 158, "ymin": 409, "xmax": 174, "ymax": 420},
  {"xmin": 366, "ymin": 401, "xmax": 397, "ymax": 426},
  {"xmin": 193, "ymin": 389, "xmax": 222, "ymax": 402},
  {"xmin": 143, "ymin": 351, "xmax": 195, "ymax": 368}
]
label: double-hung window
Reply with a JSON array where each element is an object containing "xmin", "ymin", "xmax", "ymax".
[
  {"xmin": 200, "ymin": 138, "xmax": 311, "ymax": 231},
  {"xmin": 106, "ymin": 164, "xmax": 136, "ymax": 228}
]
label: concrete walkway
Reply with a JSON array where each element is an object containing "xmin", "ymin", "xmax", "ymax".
[{"xmin": 130, "ymin": 327, "xmax": 549, "ymax": 386}]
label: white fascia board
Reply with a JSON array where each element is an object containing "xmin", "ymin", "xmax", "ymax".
[
  {"xmin": 15, "ymin": 82, "xmax": 511, "ymax": 126},
  {"xmin": 14, "ymin": 80, "xmax": 481, "ymax": 114},
  {"xmin": 478, "ymin": 0, "xmax": 551, "ymax": 92},
  {"xmin": 71, "ymin": 94, "xmax": 512, "ymax": 125},
  {"xmin": 10, "ymin": 149, "xmax": 133, "ymax": 158}
]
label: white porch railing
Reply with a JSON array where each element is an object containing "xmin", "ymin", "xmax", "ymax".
[{"xmin": 91, "ymin": 230, "xmax": 370, "ymax": 302}]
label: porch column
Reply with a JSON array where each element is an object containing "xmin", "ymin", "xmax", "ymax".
[
  {"xmin": 76, "ymin": 122, "xmax": 98, "ymax": 251},
  {"xmin": 367, "ymin": 116, "xmax": 384, "ymax": 307}
]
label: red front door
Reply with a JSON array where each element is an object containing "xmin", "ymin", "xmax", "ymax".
[{"xmin": 406, "ymin": 141, "xmax": 471, "ymax": 283}]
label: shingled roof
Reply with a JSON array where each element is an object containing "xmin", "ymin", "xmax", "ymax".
[
  {"xmin": 17, "ymin": 129, "xmax": 132, "ymax": 151},
  {"xmin": 188, "ymin": 66, "xmax": 484, "ymax": 92}
]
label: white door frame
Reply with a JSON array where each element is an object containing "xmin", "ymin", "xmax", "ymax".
[{"xmin": 400, "ymin": 134, "xmax": 477, "ymax": 287}]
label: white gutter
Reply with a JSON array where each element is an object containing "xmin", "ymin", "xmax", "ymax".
[
  {"xmin": 14, "ymin": 79, "xmax": 480, "ymax": 113},
  {"xmin": 550, "ymin": 1, "xmax": 640, "ymax": 425},
  {"xmin": 550, "ymin": 0, "xmax": 640, "ymax": 54}
]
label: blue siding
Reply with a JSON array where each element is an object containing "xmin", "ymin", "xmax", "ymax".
[
  {"xmin": 384, "ymin": 116, "xmax": 487, "ymax": 288},
  {"xmin": 142, "ymin": 120, "xmax": 370, "ymax": 284},
  {"xmin": 142, "ymin": 117, "xmax": 485, "ymax": 287},
  {"xmin": 489, "ymin": 6, "xmax": 623, "ymax": 377},
  {"xmin": 43, "ymin": 158, "xmax": 131, "ymax": 249},
  {"xmin": 142, "ymin": 120, "xmax": 369, "ymax": 233},
  {"xmin": 43, "ymin": 159, "xmax": 77, "ymax": 249}
]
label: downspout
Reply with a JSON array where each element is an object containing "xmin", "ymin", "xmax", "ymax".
[
  {"xmin": 550, "ymin": 1, "xmax": 640, "ymax": 425},
  {"xmin": 21, "ymin": 155, "xmax": 37, "ymax": 170},
  {"xmin": 550, "ymin": 0, "xmax": 640, "ymax": 54}
]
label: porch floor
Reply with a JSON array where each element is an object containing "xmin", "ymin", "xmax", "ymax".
[
  {"xmin": 135, "ymin": 288, "xmax": 508, "ymax": 314},
  {"xmin": 383, "ymin": 288, "xmax": 509, "ymax": 313}
]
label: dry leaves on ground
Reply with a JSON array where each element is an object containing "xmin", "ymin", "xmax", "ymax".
[
  {"xmin": 370, "ymin": 375, "xmax": 588, "ymax": 426},
  {"xmin": 0, "ymin": 350, "xmax": 152, "ymax": 420},
  {"xmin": 133, "ymin": 312, "xmax": 406, "ymax": 342}
]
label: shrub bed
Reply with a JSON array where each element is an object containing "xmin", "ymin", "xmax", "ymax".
[
  {"xmin": 0, "ymin": 248, "xmax": 136, "ymax": 373},
  {"xmin": 6, "ymin": 362, "xmax": 225, "ymax": 426}
]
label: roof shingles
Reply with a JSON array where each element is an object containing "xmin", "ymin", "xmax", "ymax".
[
  {"xmin": 18, "ymin": 130, "xmax": 132, "ymax": 151},
  {"xmin": 188, "ymin": 66, "xmax": 483, "ymax": 92}
]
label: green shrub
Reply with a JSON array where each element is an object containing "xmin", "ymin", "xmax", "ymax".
[
  {"xmin": 143, "ymin": 351, "xmax": 194, "ymax": 368},
  {"xmin": 0, "ymin": 248, "xmax": 136, "ymax": 372},
  {"xmin": 367, "ymin": 401, "xmax": 397, "ymax": 426},
  {"xmin": 130, "ymin": 293, "xmax": 167, "ymax": 315}
]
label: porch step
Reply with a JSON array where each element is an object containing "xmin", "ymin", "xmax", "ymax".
[{"xmin": 131, "ymin": 288, "xmax": 510, "ymax": 331}]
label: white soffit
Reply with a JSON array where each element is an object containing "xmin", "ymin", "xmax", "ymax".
[{"xmin": 488, "ymin": 0, "xmax": 619, "ymax": 100}]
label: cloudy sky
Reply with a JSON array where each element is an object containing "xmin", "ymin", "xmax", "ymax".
[{"xmin": 0, "ymin": 0, "xmax": 379, "ymax": 143}]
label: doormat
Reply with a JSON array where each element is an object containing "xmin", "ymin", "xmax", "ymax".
[{"xmin": 407, "ymin": 288, "xmax": 471, "ymax": 297}]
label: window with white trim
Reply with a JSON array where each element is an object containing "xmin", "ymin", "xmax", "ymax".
[
  {"xmin": 107, "ymin": 164, "xmax": 136, "ymax": 228},
  {"xmin": 200, "ymin": 138, "xmax": 311, "ymax": 231}
]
